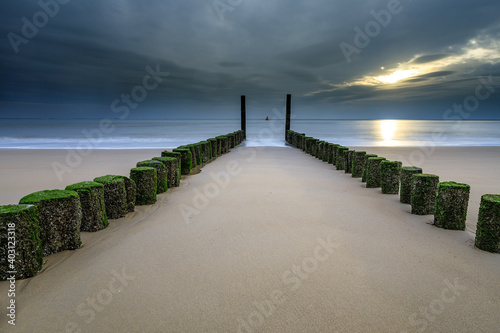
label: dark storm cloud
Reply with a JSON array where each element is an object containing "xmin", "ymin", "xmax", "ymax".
[{"xmin": 1, "ymin": 0, "xmax": 499, "ymax": 119}]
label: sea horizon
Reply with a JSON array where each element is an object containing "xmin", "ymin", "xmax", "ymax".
[{"xmin": 1, "ymin": 118, "xmax": 500, "ymax": 149}]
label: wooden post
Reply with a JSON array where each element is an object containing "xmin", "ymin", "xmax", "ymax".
[
  {"xmin": 241, "ymin": 95, "xmax": 246, "ymax": 139},
  {"xmin": 285, "ymin": 94, "xmax": 291, "ymax": 139}
]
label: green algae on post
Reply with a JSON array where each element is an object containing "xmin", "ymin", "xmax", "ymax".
[
  {"xmin": 161, "ymin": 151, "xmax": 182, "ymax": 184},
  {"xmin": 336, "ymin": 147, "xmax": 349, "ymax": 170},
  {"xmin": 434, "ymin": 181, "xmax": 470, "ymax": 230},
  {"xmin": 345, "ymin": 150, "xmax": 354, "ymax": 174},
  {"xmin": 400, "ymin": 167, "xmax": 423, "ymax": 204},
  {"xmin": 0, "ymin": 204, "xmax": 43, "ymax": 280},
  {"xmin": 19, "ymin": 190, "xmax": 82, "ymax": 256},
  {"xmin": 411, "ymin": 174, "xmax": 439, "ymax": 215},
  {"xmin": 94, "ymin": 175, "xmax": 128, "ymax": 219},
  {"xmin": 65, "ymin": 181, "xmax": 109, "ymax": 232},
  {"xmin": 361, "ymin": 154, "xmax": 377, "ymax": 182},
  {"xmin": 173, "ymin": 148, "xmax": 192, "ymax": 175},
  {"xmin": 208, "ymin": 138, "xmax": 218, "ymax": 160},
  {"xmin": 130, "ymin": 167, "xmax": 157, "ymax": 205},
  {"xmin": 475, "ymin": 194, "xmax": 500, "ymax": 253},
  {"xmin": 153, "ymin": 156, "xmax": 179, "ymax": 189},
  {"xmin": 137, "ymin": 160, "xmax": 167, "ymax": 194},
  {"xmin": 113, "ymin": 176, "xmax": 136, "ymax": 213},
  {"xmin": 199, "ymin": 141, "xmax": 211, "ymax": 163},
  {"xmin": 351, "ymin": 151, "xmax": 367, "ymax": 178},
  {"xmin": 366, "ymin": 157, "xmax": 386, "ymax": 188},
  {"xmin": 380, "ymin": 160, "xmax": 402, "ymax": 194}
]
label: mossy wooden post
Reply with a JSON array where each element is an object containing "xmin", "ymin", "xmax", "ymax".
[
  {"xmin": 223, "ymin": 136, "xmax": 229, "ymax": 153},
  {"xmin": 130, "ymin": 167, "xmax": 157, "ymax": 205},
  {"xmin": 161, "ymin": 151, "xmax": 182, "ymax": 185},
  {"xmin": 114, "ymin": 176, "xmax": 136, "ymax": 212},
  {"xmin": 366, "ymin": 157, "xmax": 386, "ymax": 188},
  {"xmin": 216, "ymin": 136, "xmax": 226, "ymax": 155},
  {"xmin": 19, "ymin": 190, "xmax": 82, "ymax": 256},
  {"xmin": 198, "ymin": 141, "xmax": 211, "ymax": 163},
  {"xmin": 65, "ymin": 181, "xmax": 108, "ymax": 232},
  {"xmin": 411, "ymin": 174, "xmax": 439, "ymax": 215},
  {"xmin": 317, "ymin": 140, "xmax": 324, "ymax": 159},
  {"xmin": 321, "ymin": 142, "xmax": 329, "ymax": 162},
  {"xmin": 331, "ymin": 144, "xmax": 340, "ymax": 166},
  {"xmin": 216, "ymin": 137, "xmax": 223, "ymax": 155},
  {"xmin": 351, "ymin": 151, "xmax": 366, "ymax": 178},
  {"xmin": 208, "ymin": 138, "xmax": 218, "ymax": 160},
  {"xmin": 311, "ymin": 139, "xmax": 319, "ymax": 157},
  {"xmin": 336, "ymin": 147, "xmax": 348, "ymax": 170},
  {"xmin": 186, "ymin": 145, "xmax": 199, "ymax": 167},
  {"xmin": 365, "ymin": 156, "xmax": 385, "ymax": 187},
  {"xmin": 345, "ymin": 150, "xmax": 354, "ymax": 174},
  {"xmin": 137, "ymin": 160, "xmax": 167, "ymax": 194},
  {"xmin": 173, "ymin": 148, "xmax": 192, "ymax": 175},
  {"xmin": 327, "ymin": 144, "xmax": 334, "ymax": 164},
  {"xmin": 195, "ymin": 143, "xmax": 203, "ymax": 164},
  {"xmin": 228, "ymin": 134, "xmax": 236, "ymax": 149},
  {"xmin": 380, "ymin": 161, "xmax": 402, "ymax": 194},
  {"xmin": 94, "ymin": 175, "xmax": 128, "ymax": 219},
  {"xmin": 434, "ymin": 182, "xmax": 470, "ymax": 230},
  {"xmin": 153, "ymin": 157, "xmax": 178, "ymax": 189},
  {"xmin": 316, "ymin": 141, "xmax": 323, "ymax": 159},
  {"xmin": 400, "ymin": 167, "xmax": 423, "ymax": 204},
  {"xmin": 0, "ymin": 205, "xmax": 43, "ymax": 280},
  {"xmin": 361, "ymin": 154, "xmax": 378, "ymax": 182},
  {"xmin": 289, "ymin": 131, "xmax": 295, "ymax": 146},
  {"xmin": 475, "ymin": 194, "xmax": 500, "ymax": 253},
  {"xmin": 305, "ymin": 137, "xmax": 314, "ymax": 154},
  {"xmin": 294, "ymin": 132, "xmax": 301, "ymax": 148}
]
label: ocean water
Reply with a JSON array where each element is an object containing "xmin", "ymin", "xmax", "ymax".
[{"xmin": 0, "ymin": 119, "xmax": 499, "ymax": 149}]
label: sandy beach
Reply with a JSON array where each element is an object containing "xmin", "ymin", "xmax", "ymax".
[{"xmin": 1, "ymin": 146, "xmax": 500, "ymax": 332}]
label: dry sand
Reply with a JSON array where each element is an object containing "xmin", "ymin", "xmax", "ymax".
[{"xmin": 1, "ymin": 146, "xmax": 500, "ymax": 332}]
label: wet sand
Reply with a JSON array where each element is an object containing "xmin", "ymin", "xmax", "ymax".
[{"xmin": 1, "ymin": 146, "xmax": 500, "ymax": 332}]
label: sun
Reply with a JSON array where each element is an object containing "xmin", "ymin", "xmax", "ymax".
[{"xmin": 375, "ymin": 69, "xmax": 419, "ymax": 84}]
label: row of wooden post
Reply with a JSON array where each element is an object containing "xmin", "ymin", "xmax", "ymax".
[
  {"xmin": 0, "ymin": 131, "xmax": 245, "ymax": 281},
  {"xmin": 285, "ymin": 130, "xmax": 500, "ymax": 254}
]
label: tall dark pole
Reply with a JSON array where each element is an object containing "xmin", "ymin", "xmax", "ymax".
[
  {"xmin": 285, "ymin": 94, "xmax": 291, "ymax": 139},
  {"xmin": 241, "ymin": 95, "xmax": 246, "ymax": 139}
]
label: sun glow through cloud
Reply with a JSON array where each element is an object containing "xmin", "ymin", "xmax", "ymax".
[
  {"xmin": 332, "ymin": 37, "xmax": 500, "ymax": 89},
  {"xmin": 375, "ymin": 69, "xmax": 419, "ymax": 84}
]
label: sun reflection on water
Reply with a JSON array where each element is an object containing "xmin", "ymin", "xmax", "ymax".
[{"xmin": 378, "ymin": 120, "xmax": 401, "ymax": 146}]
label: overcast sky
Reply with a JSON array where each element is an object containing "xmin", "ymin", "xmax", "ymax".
[{"xmin": 1, "ymin": 0, "xmax": 499, "ymax": 119}]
